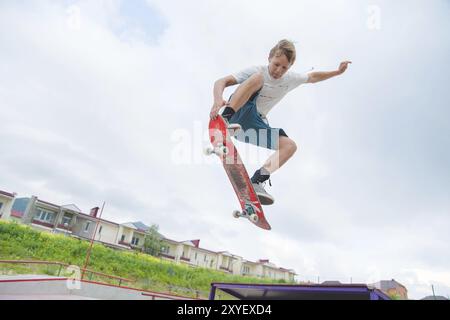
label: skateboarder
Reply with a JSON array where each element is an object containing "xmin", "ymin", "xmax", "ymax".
[{"xmin": 210, "ymin": 39, "xmax": 351, "ymax": 205}]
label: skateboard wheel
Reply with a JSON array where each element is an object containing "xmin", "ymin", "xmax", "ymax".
[
  {"xmin": 212, "ymin": 143, "xmax": 225, "ymax": 157},
  {"xmin": 232, "ymin": 210, "xmax": 241, "ymax": 219},
  {"xmin": 250, "ymin": 214, "xmax": 259, "ymax": 223},
  {"xmin": 204, "ymin": 147, "xmax": 214, "ymax": 156},
  {"xmin": 222, "ymin": 146, "xmax": 229, "ymax": 155},
  {"xmin": 214, "ymin": 145, "xmax": 228, "ymax": 157}
]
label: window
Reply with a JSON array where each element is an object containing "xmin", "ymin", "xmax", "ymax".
[
  {"xmin": 35, "ymin": 208, "xmax": 55, "ymax": 223},
  {"xmin": 243, "ymin": 266, "xmax": 250, "ymax": 274},
  {"xmin": 121, "ymin": 235, "xmax": 126, "ymax": 242},
  {"xmin": 132, "ymin": 237, "xmax": 139, "ymax": 246},
  {"xmin": 195, "ymin": 253, "xmax": 198, "ymax": 260},
  {"xmin": 0, "ymin": 202, "xmax": 3, "ymax": 210},
  {"xmin": 61, "ymin": 215, "xmax": 71, "ymax": 226},
  {"xmin": 84, "ymin": 222, "xmax": 91, "ymax": 232},
  {"xmin": 98, "ymin": 226, "xmax": 102, "ymax": 234},
  {"xmin": 161, "ymin": 246, "xmax": 169, "ymax": 254}
]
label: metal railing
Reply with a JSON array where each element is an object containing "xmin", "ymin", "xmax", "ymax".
[
  {"xmin": 0, "ymin": 259, "xmax": 208, "ymax": 299},
  {"xmin": 0, "ymin": 260, "xmax": 134, "ymax": 287}
]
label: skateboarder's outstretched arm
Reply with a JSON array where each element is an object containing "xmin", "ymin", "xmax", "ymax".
[{"xmin": 307, "ymin": 61, "xmax": 352, "ymax": 83}]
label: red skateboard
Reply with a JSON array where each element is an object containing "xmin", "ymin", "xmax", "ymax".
[{"xmin": 205, "ymin": 115, "xmax": 271, "ymax": 230}]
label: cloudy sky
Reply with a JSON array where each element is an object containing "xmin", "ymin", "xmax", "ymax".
[{"xmin": 1, "ymin": 0, "xmax": 449, "ymax": 299}]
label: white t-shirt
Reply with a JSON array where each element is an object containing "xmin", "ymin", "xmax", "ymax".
[{"xmin": 231, "ymin": 65, "xmax": 309, "ymax": 117}]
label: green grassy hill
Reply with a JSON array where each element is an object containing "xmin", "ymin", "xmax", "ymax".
[{"xmin": 0, "ymin": 221, "xmax": 292, "ymax": 298}]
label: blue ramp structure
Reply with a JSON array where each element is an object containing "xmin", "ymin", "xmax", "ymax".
[{"xmin": 209, "ymin": 282, "xmax": 391, "ymax": 300}]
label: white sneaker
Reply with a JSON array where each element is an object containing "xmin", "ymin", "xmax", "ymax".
[{"xmin": 252, "ymin": 183, "xmax": 275, "ymax": 205}]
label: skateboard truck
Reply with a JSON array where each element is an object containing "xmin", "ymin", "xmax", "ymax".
[
  {"xmin": 204, "ymin": 143, "xmax": 229, "ymax": 157},
  {"xmin": 232, "ymin": 202, "xmax": 259, "ymax": 223},
  {"xmin": 204, "ymin": 122, "xmax": 241, "ymax": 157}
]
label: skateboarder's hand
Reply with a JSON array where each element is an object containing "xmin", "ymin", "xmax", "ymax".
[
  {"xmin": 210, "ymin": 99, "xmax": 227, "ymax": 120},
  {"xmin": 338, "ymin": 61, "xmax": 352, "ymax": 75}
]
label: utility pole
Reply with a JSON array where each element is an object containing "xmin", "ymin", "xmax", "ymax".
[{"xmin": 82, "ymin": 202, "xmax": 105, "ymax": 280}]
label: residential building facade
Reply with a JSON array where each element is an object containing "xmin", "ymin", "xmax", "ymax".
[
  {"xmin": 0, "ymin": 189, "xmax": 296, "ymax": 281},
  {"xmin": 0, "ymin": 190, "xmax": 16, "ymax": 220},
  {"xmin": 371, "ymin": 279, "xmax": 408, "ymax": 299}
]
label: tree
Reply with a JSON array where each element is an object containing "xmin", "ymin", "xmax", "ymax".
[
  {"xmin": 143, "ymin": 224, "xmax": 164, "ymax": 257},
  {"xmin": 388, "ymin": 293, "xmax": 402, "ymax": 300}
]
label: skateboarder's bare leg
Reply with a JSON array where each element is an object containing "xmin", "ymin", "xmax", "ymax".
[
  {"xmin": 262, "ymin": 136, "xmax": 298, "ymax": 174},
  {"xmin": 228, "ymin": 73, "xmax": 264, "ymax": 112},
  {"xmin": 250, "ymin": 136, "xmax": 296, "ymax": 206}
]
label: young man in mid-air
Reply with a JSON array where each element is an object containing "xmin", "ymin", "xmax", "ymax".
[{"xmin": 210, "ymin": 39, "xmax": 351, "ymax": 205}]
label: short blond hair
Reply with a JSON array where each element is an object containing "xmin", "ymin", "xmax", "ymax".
[{"xmin": 269, "ymin": 39, "xmax": 296, "ymax": 65}]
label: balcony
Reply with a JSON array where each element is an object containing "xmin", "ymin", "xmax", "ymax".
[
  {"xmin": 220, "ymin": 266, "xmax": 232, "ymax": 273},
  {"xmin": 160, "ymin": 253, "xmax": 175, "ymax": 260},
  {"xmin": 57, "ymin": 223, "xmax": 72, "ymax": 231},
  {"xmin": 118, "ymin": 240, "xmax": 131, "ymax": 247},
  {"xmin": 180, "ymin": 256, "xmax": 191, "ymax": 263},
  {"xmin": 11, "ymin": 211, "xmax": 24, "ymax": 218},
  {"xmin": 31, "ymin": 219, "xmax": 55, "ymax": 229}
]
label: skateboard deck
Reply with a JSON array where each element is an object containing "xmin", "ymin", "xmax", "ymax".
[{"xmin": 206, "ymin": 115, "xmax": 271, "ymax": 230}]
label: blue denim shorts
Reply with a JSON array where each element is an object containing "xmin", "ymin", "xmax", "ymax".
[{"xmin": 228, "ymin": 91, "xmax": 288, "ymax": 150}]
